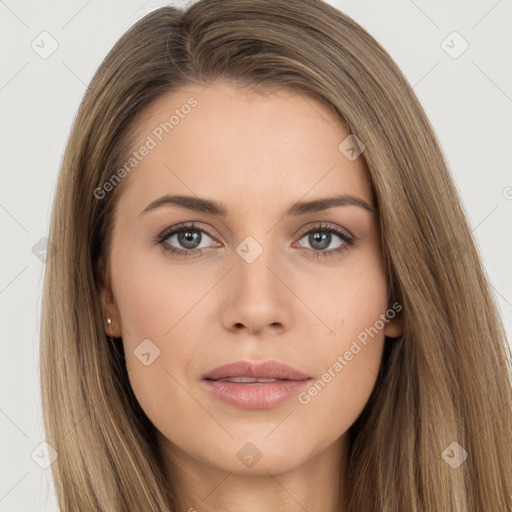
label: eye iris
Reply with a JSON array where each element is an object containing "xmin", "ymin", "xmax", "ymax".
[
  {"xmin": 309, "ymin": 231, "xmax": 331, "ymax": 250},
  {"xmin": 179, "ymin": 229, "xmax": 201, "ymax": 249}
]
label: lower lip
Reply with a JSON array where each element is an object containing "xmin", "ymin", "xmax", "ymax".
[{"xmin": 201, "ymin": 379, "xmax": 312, "ymax": 409}]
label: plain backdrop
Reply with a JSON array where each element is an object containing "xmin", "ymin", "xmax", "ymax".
[{"xmin": 1, "ymin": 1, "xmax": 511, "ymax": 510}]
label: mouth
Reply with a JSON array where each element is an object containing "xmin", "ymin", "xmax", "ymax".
[{"xmin": 201, "ymin": 360, "xmax": 312, "ymax": 409}]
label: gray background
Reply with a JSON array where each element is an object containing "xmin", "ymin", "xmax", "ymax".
[{"xmin": 1, "ymin": 0, "xmax": 511, "ymax": 510}]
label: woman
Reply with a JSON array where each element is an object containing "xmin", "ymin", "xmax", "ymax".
[{"xmin": 40, "ymin": 0, "xmax": 512, "ymax": 510}]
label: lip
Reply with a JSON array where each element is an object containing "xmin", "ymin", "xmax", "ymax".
[
  {"xmin": 202, "ymin": 360, "xmax": 310, "ymax": 381},
  {"xmin": 201, "ymin": 360, "xmax": 312, "ymax": 410}
]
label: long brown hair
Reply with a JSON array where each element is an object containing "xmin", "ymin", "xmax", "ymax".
[{"xmin": 40, "ymin": 0, "xmax": 512, "ymax": 510}]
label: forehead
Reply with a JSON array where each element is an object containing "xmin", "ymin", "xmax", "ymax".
[{"xmin": 118, "ymin": 81, "xmax": 373, "ymax": 216}]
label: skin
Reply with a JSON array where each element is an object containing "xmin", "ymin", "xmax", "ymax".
[{"xmin": 101, "ymin": 81, "xmax": 403, "ymax": 512}]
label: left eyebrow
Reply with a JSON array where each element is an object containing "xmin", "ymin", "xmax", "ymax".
[
  {"xmin": 138, "ymin": 193, "xmax": 376, "ymax": 218},
  {"xmin": 284, "ymin": 194, "xmax": 376, "ymax": 215}
]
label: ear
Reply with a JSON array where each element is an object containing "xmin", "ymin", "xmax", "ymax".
[
  {"xmin": 384, "ymin": 310, "xmax": 403, "ymax": 339},
  {"xmin": 98, "ymin": 257, "xmax": 122, "ymax": 338}
]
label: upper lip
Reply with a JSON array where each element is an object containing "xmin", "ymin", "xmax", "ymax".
[{"xmin": 203, "ymin": 360, "xmax": 311, "ymax": 381}]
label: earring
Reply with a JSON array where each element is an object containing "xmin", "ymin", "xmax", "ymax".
[{"xmin": 105, "ymin": 318, "xmax": 112, "ymax": 327}]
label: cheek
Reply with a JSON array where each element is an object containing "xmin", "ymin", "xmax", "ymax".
[
  {"xmin": 296, "ymin": 252, "xmax": 388, "ymax": 431},
  {"xmin": 315, "ymin": 248, "xmax": 389, "ymax": 343},
  {"xmin": 112, "ymin": 244, "xmax": 207, "ymax": 345},
  {"xmin": 109, "ymin": 246, "xmax": 209, "ymax": 419},
  {"xmin": 296, "ymin": 294, "xmax": 388, "ymax": 445}
]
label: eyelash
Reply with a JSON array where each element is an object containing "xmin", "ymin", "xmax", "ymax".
[{"xmin": 155, "ymin": 222, "xmax": 355, "ymax": 259}]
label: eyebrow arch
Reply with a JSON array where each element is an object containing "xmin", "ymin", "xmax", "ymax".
[{"xmin": 138, "ymin": 193, "xmax": 376, "ymax": 218}]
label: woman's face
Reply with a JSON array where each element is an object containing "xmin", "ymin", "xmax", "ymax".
[{"xmin": 101, "ymin": 81, "xmax": 402, "ymax": 479}]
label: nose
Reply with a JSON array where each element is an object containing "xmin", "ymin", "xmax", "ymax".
[{"xmin": 220, "ymin": 236, "xmax": 294, "ymax": 336}]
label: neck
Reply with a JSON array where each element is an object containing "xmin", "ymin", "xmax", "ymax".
[{"xmin": 159, "ymin": 433, "xmax": 348, "ymax": 512}]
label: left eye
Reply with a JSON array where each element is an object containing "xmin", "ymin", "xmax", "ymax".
[{"xmin": 297, "ymin": 229, "xmax": 347, "ymax": 252}]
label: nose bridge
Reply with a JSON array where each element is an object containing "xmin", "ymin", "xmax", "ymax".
[
  {"xmin": 221, "ymin": 228, "xmax": 289, "ymax": 333},
  {"xmin": 229, "ymin": 201, "xmax": 280, "ymax": 270},
  {"xmin": 233, "ymin": 231, "xmax": 277, "ymax": 290}
]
